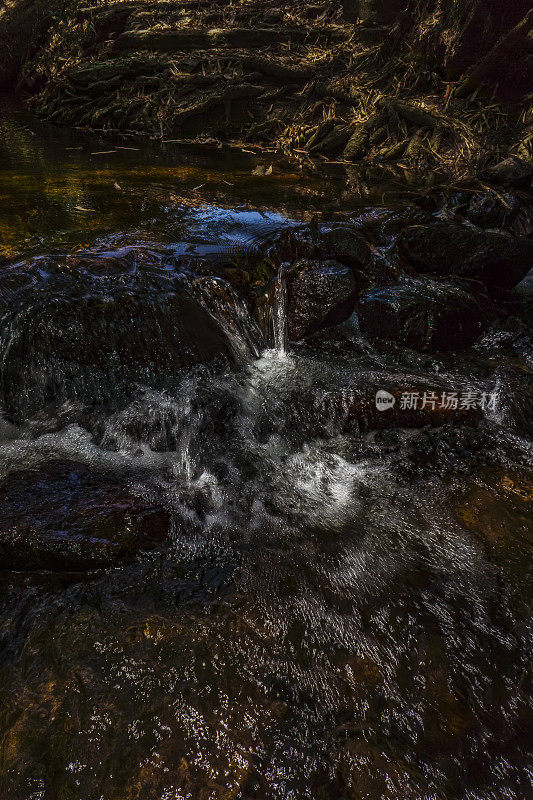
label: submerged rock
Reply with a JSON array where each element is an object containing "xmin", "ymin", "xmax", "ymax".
[
  {"xmin": 454, "ymin": 467, "xmax": 533, "ymax": 615},
  {"xmin": 312, "ymin": 380, "xmax": 481, "ymax": 435},
  {"xmin": 0, "ymin": 462, "xmax": 169, "ymax": 571},
  {"xmin": 397, "ymin": 221, "xmax": 533, "ymax": 290},
  {"xmin": 357, "ymin": 278, "xmax": 492, "ymax": 351}
]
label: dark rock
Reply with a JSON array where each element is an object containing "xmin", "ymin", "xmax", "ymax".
[
  {"xmin": 288, "ymin": 376, "xmax": 481, "ymax": 439},
  {"xmin": 0, "ymin": 263, "xmax": 234, "ymax": 421},
  {"xmin": 483, "ymin": 365, "xmax": 533, "ymax": 435},
  {"xmin": 349, "ymin": 206, "xmax": 432, "ymax": 247},
  {"xmin": 265, "ymin": 222, "xmax": 373, "ymax": 285},
  {"xmin": 286, "ymin": 259, "xmax": 359, "ymax": 340},
  {"xmin": 466, "ymin": 192, "xmax": 533, "ymax": 236},
  {"xmin": 0, "ymin": 462, "xmax": 170, "ymax": 571},
  {"xmin": 474, "ymin": 315, "xmax": 533, "ymax": 361},
  {"xmin": 191, "ymin": 276, "xmax": 264, "ymax": 360},
  {"xmin": 391, "ymin": 424, "xmax": 499, "ymax": 483},
  {"xmin": 357, "ymin": 278, "xmax": 492, "ymax": 351},
  {"xmin": 480, "ymin": 157, "xmax": 533, "ymax": 189},
  {"xmin": 255, "ymin": 259, "xmax": 358, "ymax": 343},
  {"xmin": 317, "ymin": 225, "xmax": 373, "ymax": 278},
  {"xmin": 397, "ymin": 221, "xmax": 533, "ymax": 291}
]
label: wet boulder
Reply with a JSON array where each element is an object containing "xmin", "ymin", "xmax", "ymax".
[
  {"xmin": 0, "ymin": 266, "xmax": 234, "ymax": 421},
  {"xmin": 256, "ymin": 259, "xmax": 359, "ymax": 343},
  {"xmin": 466, "ymin": 192, "xmax": 533, "ymax": 236},
  {"xmin": 351, "ymin": 206, "xmax": 431, "ymax": 248},
  {"xmin": 317, "ymin": 225, "xmax": 373, "ymax": 280},
  {"xmin": 191, "ymin": 276, "xmax": 264, "ymax": 360},
  {"xmin": 0, "ymin": 461, "xmax": 170, "ymax": 571},
  {"xmin": 292, "ymin": 376, "xmax": 481, "ymax": 438},
  {"xmin": 480, "ymin": 156, "xmax": 533, "ymax": 190},
  {"xmin": 397, "ymin": 221, "xmax": 533, "ymax": 291},
  {"xmin": 357, "ymin": 278, "xmax": 492, "ymax": 351},
  {"xmin": 265, "ymin": 222, "xmax": 372, "ymax": 282},
  {"xmin": 287, "ymin": 260, "xmax": 358, "ymax": 340},
  {"xmin": 481, "ymin": 364, "xmax": 533, "ymax": 435}
]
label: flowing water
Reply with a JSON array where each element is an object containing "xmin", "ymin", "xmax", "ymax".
[{"xmin": 0, "ymin": 101, "xmax": 531, "ymax": 800}]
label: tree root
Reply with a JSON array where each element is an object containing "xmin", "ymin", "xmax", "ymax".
[
  {"xmin": 241, "ymin": 56, "xmax": 313, "ymax": 83},
  {"xmin": 377, "ymin": 97, "xmax": 442, "ymax": 129},
  {"xmin": 343, "ymin": 110, "xmax": 388, "ymax": 161},
  {"xmin": 456, "ymin": 9, "xmax": 533, "ymax": 100}
]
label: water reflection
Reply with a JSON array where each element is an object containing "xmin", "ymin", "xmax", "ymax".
[{"xmin": 0, "ymin": 98, "xmax": 334, "ymax": 259}]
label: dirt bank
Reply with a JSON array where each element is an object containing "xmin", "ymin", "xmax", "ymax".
[{"xmin": 1, "ymin": 0, "xmax": 532, "ymax": 177}]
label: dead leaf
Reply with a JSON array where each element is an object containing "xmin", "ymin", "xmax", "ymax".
[{"xmin": 73, "ymin": 206, "xmax": 96, "ymax": 212}]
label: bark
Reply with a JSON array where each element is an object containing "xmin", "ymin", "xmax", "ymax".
[
  {"xmin": 456, "ymin": 9, "xmax": 533, "ymax": 100},
  {"xmin": 310, "ymin": 124, "xmax": 353, "ymax": 154},
  {"xmin": 172, "ymin": 83, "xmax": 264, "ymax": 127},
  {"xmin": 343, "ymin": 111, "xmax": 388, "ymax": 161}
]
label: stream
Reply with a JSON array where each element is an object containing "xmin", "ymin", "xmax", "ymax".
[{"xmin": 0, "ymin": 101, "xmax": 531, "ymax": 800}]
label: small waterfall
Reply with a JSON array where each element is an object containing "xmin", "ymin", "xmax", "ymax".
[
  {"xmin": 272, "ymin": 263, "xmax": 288, "ymax": 355},
  {"xmin": 193, "ymin": 277, "xmax": 264, "ymax": 362}
]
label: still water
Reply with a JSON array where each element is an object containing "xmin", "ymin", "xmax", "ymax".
[
  {"xmin": 0, "ymin": 101, "xmax": 531, "ymax": 800},
  {"xmin": 0, "ymin": 97, "xmax": 342, "ymax": 259}
]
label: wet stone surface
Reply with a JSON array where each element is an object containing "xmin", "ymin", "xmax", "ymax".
[
  {"xmin": 0, "ymin": 461, "xmax": 170, "ymax": 570},
  {"xmin": 0, "ymin": 259, "xmax": 236, "ymax": 421},
  {"xmin": 357, "ymin": 277, "xmax": 493, "ymax": 351},
  {"xmin": 397, "ymin": 220, "xmax": 533, "ymax": 291}
]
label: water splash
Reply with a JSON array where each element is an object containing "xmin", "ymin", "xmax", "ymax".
[
  {"xmin": 272, "ymin": 262, "xmax": 288, "ymax": 355},
  {"xmin": 192, "ymin": 276, "xmax": 263, "ymax": 362}
]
